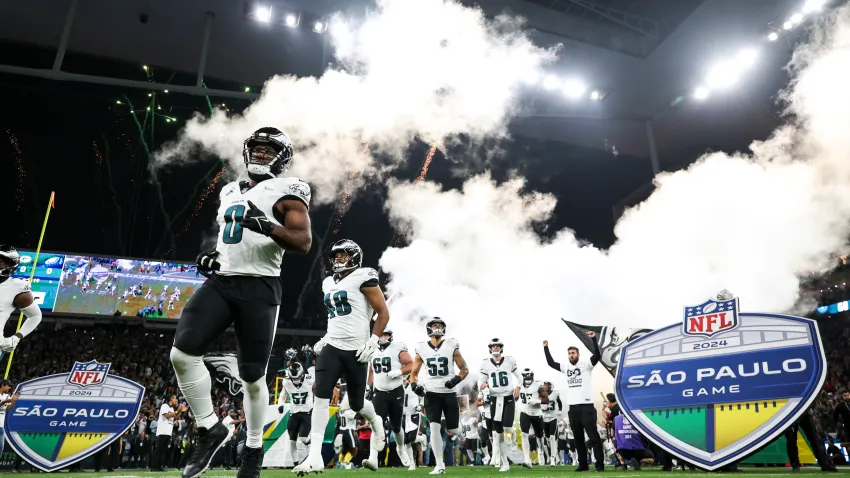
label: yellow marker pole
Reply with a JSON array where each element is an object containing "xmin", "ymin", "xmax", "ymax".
[{"xmin": 4, "ymin": 191, "xmax": 55, "ymax": 379}]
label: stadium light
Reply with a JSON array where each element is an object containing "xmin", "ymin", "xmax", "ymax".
[
  {"xmin": 284, "ymin": 13, "xmax": 298, "ymax": 27},
  {"xmin": 736, "ymin": 48, "xmax": 758, "ymax": 68},
  {"xmin": 789, "ymin": 12, "xmax": 804, "ymax": 25},
  {"xmin": 693, "ymin": 86, "xmax": 710, "ymax": 101},
  {"xmin": 803, "ymin": 0, "xmax": 825, "ymax": 13},
  {"xmin": 562, "ymin": 78, "xmax": 587, "ymax": 99},
  {"xmin": 244, "ymin": 86, "xmax": 251, "ymax": 93},
  {"xmin": 254, "ymin": 5, "xmax": 273, "ymax": 23},
  {"xmin": 590, "ymin": 90, "xmax": 600, "ymax": 100},
  {"xmin": 768, "ymin": 32, "xmax": 779, "ymax": 41},
  {"xmin": 783, "ymin": 21, "xmax": 794, "ymax": 30},
  {"xmin": 313, "ymin": 21, "xmax": 325, "ymax": 32},
  {"xmin": 706, "ymin": 61, "xmax": 740, "ymax": 89},
  {"xmin": 542, "ymin": 75, "xmax": 560, "ymax": 91}
]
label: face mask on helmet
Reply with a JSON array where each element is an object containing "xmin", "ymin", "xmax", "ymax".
[
  {"xmin": 426, "ymin": 319, "xmax": 446, "ymax": 337},
  {"xmin": 289, "ymin": 363, "xmax": 305, "ymax": 385},
  {"xmin": 378, "ymin": 331, "xmax": 393, "ymax": 348},
  {"xmin": 242, "ymin": 128, "xmax": 294, "ymax": 180},
  {"xmin": 522, "ymin": 370, "xmax": 534, "ymax": 387},
  {"xmin": 329, "ymin": 240, "xmax": 363, "ymax": 273},
  {"xmin": 0, "ymin": 245, "xmax": 20, "ymax": 278},
  {"xmin": 488, "ymin": 339, "xmax": 503, "ymax": 357}
]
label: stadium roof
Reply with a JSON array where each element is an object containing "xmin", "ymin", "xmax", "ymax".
[{"xmin": 0, "ymin": 0, "xmax": 805, "ymax": 168}]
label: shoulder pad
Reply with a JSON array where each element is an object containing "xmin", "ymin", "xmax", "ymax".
[
  {"xmin": 13, "ymin": 278, "xmax": 31, "ymax": 295},
  {"xmin": 395, "ymin": 341, "xmax": 408, "ymax": 352},
  {"xmin": 275, "ymin": 177, "xmax": 311, "ymax": 207},
  {"xmin": 449, "ymin": 337, "xmax": 460, "ymax": 350}
]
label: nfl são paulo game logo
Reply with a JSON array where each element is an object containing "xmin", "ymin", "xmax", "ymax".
[
  {"xmin": 5, "ymin": 360, "xmax": 145, "ymax": 472},
  {"xmin": 615, "ymin": 296, "xmax": 826, "ymax": 470}
]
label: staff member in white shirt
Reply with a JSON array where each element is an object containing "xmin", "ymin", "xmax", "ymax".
[
  {"xmin": 0, "ymin": 380, "xmax": 20, "ymax": 455},
  {"xmin": 152, "ymin": 394, "xmax": 187, "ymax": 472},
  {"xmin": 543, "ymin": 332, "xmax": 604, "ymax": 471}
]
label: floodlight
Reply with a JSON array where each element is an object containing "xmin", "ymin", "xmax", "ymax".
[
  {"xmin": 314, "ymin": 21, "xmax": 325, "ymax": 32},
  {"xmin": 284, "ymin": 14, "xmax": 298, "ymax": 27},
  {"xmin": 542, "ymin": 75, "xmax": 560, "ymax": 90},
  {"xmin": 706, "ymin": 61, "xmax": 740, "ymax": 89},
  {"xmin": 693, "ymin": 86, "xmax": 710, "ymax": 100},
  {"xmin": 590, "ymin": 90, "xmax": 600, "ymax": 100},
  {"xmin": 736, "ymin": 48, "xmax": 758, "ymax": 68},
  {"xmin": 789, "ymin": 13, "xmax": 804, "ymax": 25},
  {"xmin": 803, "ymin": 0, "xmax": 825, "ymax": 13},
  {"xmin": 255, "ymin": 5, "xmax": 272, "ymax": 23},
  {"xmin": 768, "ymin": 32, "xmax": 779, "ymax": 41},
  {"xmin": 783, "ymin": 21, "xmax": 793, "ymax": 30},
  {"xmin": 562, "ymin": 78, "xmax": 586, "ymax": 99}
]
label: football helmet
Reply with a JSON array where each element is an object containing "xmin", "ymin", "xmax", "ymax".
[
  {"xmin": 242, "ymin": 127, "xmax": 294, "ymax": 179},
  {"xmin": 285, "ymin": 348, "xmax": 298, "ymax": 363},
  {"xmin": 426, "ymin": 317, "xmax": 446, "ymax": 337},
  {"xmin": 378, "ymin": 328, "xmax": 393, "ymax": 349},
  {"xmin": 329, "ymin": 239, "xmax": 363, "ymax": 273},
  {"xmin": 488, "ymin": 338, "xmax": 504, "ymax": 357},
  {"xmin": 0, "ymin": 245, "xmax": 20, "ymax": 278},
  {"xmin": 521, "ymin": 368, "xmax": 534, "ymax": 387},
  {"xmin": 289, "ymin": 362, "xmax": 305, "ymax": 385}
]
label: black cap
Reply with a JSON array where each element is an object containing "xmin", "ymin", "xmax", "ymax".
[{"xmin": 0, "ymin": 379, "xmax": 12, "ymax": 387}]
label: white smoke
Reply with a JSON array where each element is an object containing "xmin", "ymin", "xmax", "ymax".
[
  {"xmin": 380, "ymin": 5, "xmax": 850, "ymax": 394},
  {"xmin": 156, "ymin": 0, "xmax": 555, "ymax": 203}
]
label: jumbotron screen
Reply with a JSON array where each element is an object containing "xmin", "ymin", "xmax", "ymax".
[{"xmin": 11, "ymin": 250, "xmax": 204, "ymax": 319}]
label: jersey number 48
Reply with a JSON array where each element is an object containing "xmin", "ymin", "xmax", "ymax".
[{"xmin": 324, "ymin": 291, "xmax": 351, "ymax": 318}]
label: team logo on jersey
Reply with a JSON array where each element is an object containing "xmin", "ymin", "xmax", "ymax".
[
  {"xmin": 615, "ymin": 299, "xmax": 826, "ymax": 470},
  {"xmin": 67, "ymin": 360, "xmax": 111, "ymax": 387},
  {"xmin": 289, "ymin": 183, "xmax": 309, "ymax": 200},
  {"xmin": 5, "ymin": 361, "xmax": 144, "ymax": 472},
  {"xmin": 683, "ymin": 297, "xmax": 739, "ymax": 338}
]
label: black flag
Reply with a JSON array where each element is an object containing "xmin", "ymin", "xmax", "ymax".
[{"xmin": 562, "ymin": 320, "xmax": 652, "ymax": 377}]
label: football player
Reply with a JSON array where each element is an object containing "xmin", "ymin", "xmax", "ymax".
[
  {"xmin": 335, "ymin": 394, "xmax": 359, "ymax": 467},
  {"xmin": 170, "ymin": 127, "xmax": 312, "ymax": 478},
  {"xmin": 478, "ymin": 338, "xmax": 522, "ymax": 472},
  {"xmin": 278, "ymin": 362, "xmax": 315, "ymax": 467},
  {"xmin": 366, "ymin": 328, "xmax": 413, "ymax": 469},
  {"xmin": 542, "ymin": 381, "xmax": 563, "ymax": 466},
  {"xmin": 410, "ymin": 317, "xmax": 469, "ymax": 475},
  {"xmin": 402, "ymin": 374, "xmax": 422, "ymax": 471},
  {"xmin": 461, "ymin": 413, "xmax": 481, "ymax": 466},
  {"xmin": 517, "ymin": 368, "xmax": 549, "ymax": 469},
  {"xmin": 0, "ymin": 245, "xmax": 43, "ymax": 356},
  {"xmin": 294, "ymin": 239, "xmax": 389, "ymax": 475}
]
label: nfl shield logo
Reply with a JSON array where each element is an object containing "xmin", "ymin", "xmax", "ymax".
[
  {"xmin": 683, "ymin": 298, "xmax": 739, "ymax": 338},
  {"xmin": 68, "ymin": 360, "xmax": 111, "ymax": 387}
]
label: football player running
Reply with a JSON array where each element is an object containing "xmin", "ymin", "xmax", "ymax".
[
  {"xmin": 517, "ymin": 368, "xmax": 549, "ymax": 469},
  {"xmin": 478, "ymin": 338, "xmax": 522, "ymax": 472},
  {"xmin": 278, "ymin": 362, "xmax": 315, "ymax": 467},
  {"xmin": 542, "ymin": 381, "xmax": 563, "ymax": 466},
  {"xmin": 170, "ymin": 127, "xmax": 312, "ymax": 478},
  {"xmin": 294, "ymin": 240, "xmax": 389, "ymax": 475},
  {"xmin": 0, "ymin": 246, "xmax": 43, "ymax": 355},
  {"xmin": 365, "ymin": 328, "xmax": 413, "ymax": 470},
  {"xmin": 402, "ymin": 375, "xmax": 422, "ymax": 471},
  {"xmin": 410, "ymin": 317, "xmax": 469, "ymax": 475}
]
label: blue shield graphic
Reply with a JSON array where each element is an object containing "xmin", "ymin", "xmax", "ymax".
[
  {"xmin": 615, "ymin": 312, "xmax": 826, "ymax": 470},
  {"xmin": 682, "ymin": 298, "xmax": 739, "ymax": 338},
  {"xmin": 5, "ymin": 364, "xmax": 144, "ymax": 472}
]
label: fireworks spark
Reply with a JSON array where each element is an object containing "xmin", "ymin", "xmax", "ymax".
[
  {"xmin": 331, "ymin": 143, "xmax": 370, "ymax": 235},
  {"xmin": 393, "ymin": 145, "xmax": 438, "ymax": 247},
  {"xmin": 8, "ymin": 130, "xmax": 25, "ymax": 211},
  {"xmin": 183, "ymin": 163, "xmax": 228, "ymax": 235}
]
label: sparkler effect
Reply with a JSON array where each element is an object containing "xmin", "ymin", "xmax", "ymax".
[
  {"xmin": 183, "ymin": 163, "xmax": 228, "ymax": 234},
  {"xmin": 393, "ymin": 145, "xmax": 439, "ymax": 247},
  {"xmin": 8, "ymin": 130, "xmax": 25, "ymax": 211},
  {"xmin": 331, "ymin": 143, "xmax": 371, "ymax": 236}
]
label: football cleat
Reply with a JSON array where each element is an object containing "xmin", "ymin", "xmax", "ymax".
[
  {"xmin": 181, "ymin": 422, "xmax": 230, "ymax": 478},
  {"xmin": 236, "ymin": 446, "xmax": 264, "ymax": 478},
  {"xmin": 293, "ymin": 453, "xmax": 325, "ymax": 475}
]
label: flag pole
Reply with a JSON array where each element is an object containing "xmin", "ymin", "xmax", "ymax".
[{"xmin": 4, "ymin": 191, "xmax": 55, "ymax": 379}]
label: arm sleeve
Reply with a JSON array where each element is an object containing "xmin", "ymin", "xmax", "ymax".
[
  {"xmin": 589, "ymin": 336, "xmax": 601, "ymax": 366},
  {"xmin": 544, "ymin": 346, "xmax": 561, "ymax": 371},
  {"xmin": 18, "ymin": 303, "xmax": 42, "ymax": 337},
  {"xmin": 512, "ymin": 368, "xmax": 524, "ymax": 387}
]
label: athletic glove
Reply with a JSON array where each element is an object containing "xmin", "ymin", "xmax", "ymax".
[
  {"xmin": 356, "ymin": 334, "xmax": 380, "ymax": 363},
  {"xmin": 411, "ymin": 383, "xmax": 425, "ymax": 397},
  {"xmin": 387, "ymin": 370, "xmax": 402, "ymax": 380},
  {"xmin": 445, "ymin": 375, "xmax": 462, "ymax": 389},
  {"xmin": 195, "ymin": 250, "xmax": 221, "ymax": 278},
  {"xmin": 240, "ymin": 200, "xmax": 276, "ymax": 236},
  {"xmin": 0, "ymin": 335, "xmax": 20, "ymax": 352},
  {"xmin": 313, "ymin": 337, "xmax": 326, "ymax": 355}
]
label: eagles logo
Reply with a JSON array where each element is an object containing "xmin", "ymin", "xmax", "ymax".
[{"xmin": 289, "ymin": 183, "xmax": 310, "ymax": 201}]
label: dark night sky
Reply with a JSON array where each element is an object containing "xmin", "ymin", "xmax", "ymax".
[{"xmin": 0, "ymin": 39, "xmax": 783, "ymax": 327}]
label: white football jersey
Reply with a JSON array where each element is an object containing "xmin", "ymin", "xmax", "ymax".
[
  {"xmin": 462, "ymin": 417, "xmax": 480, "ymax": 439},
  {"xmin": 215, "ymin": 177, "xmax": 311, "ymax": 277},
  {"xmin": 282, "ymin": 374, "xmax": 315, "ymax": 414},
  {"xmin": 338, "ymin": 408, "xmax": 357, "ymax": 431},
  {"xmin": 403, "ymin": 385, "xmax": 421, "ymax": 433},
  {"xmin": 518, "ymin": 380, "xmax": 544, "ymax": 417},
  {"xmin": 480, "ymin": 388, "xmax": 491, "ymax": 419},
  {"xmin": 322, "ymin": 267, "xmax": 380, "ymax": 351},
  {"xmin": 415, "ymin": 337, "xmax": 460, "ymax": 394},
  {"xmin": 543, "ymin": 390, "xmax": 561, "ymax": 421},
  {"xmin": 479, "ymin": 356, "xmax": 518, "ymax": 397},
  {"xmin": 0, "ymin": 278, "xmax": 30, "ymax": 330},
  {"xmin": 371, "ymin": 341, "xmax": 408, "ymax": 392}
]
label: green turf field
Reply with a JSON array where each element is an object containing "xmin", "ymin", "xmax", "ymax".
[{"xmin": 6, "ymin": 467, "xmax": 849, "ymax": 478}]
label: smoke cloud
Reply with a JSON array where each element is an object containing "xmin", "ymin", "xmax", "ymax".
[
  {"xmin": 380, "ymin": 5, "xmax": 850, "ymax": 393},
  {"xmin": 156, "ymin": 0, "xmax": 555, "ymax": 203}
]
